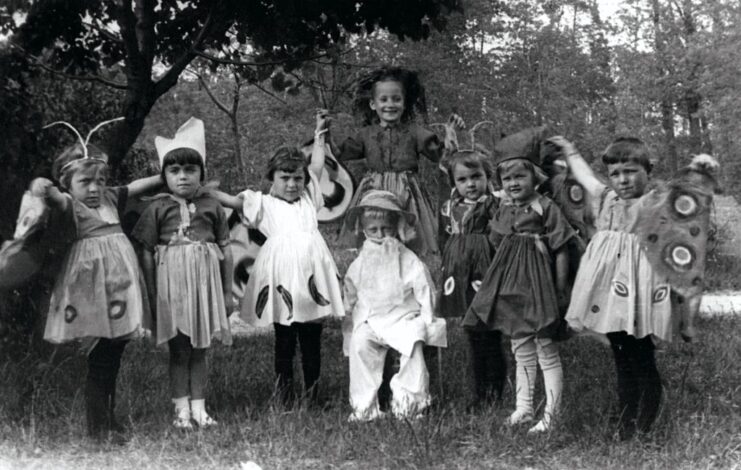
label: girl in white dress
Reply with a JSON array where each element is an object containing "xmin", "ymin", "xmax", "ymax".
[{"xmin": 212, "ymin": 112, "xmax": 344, "ymax": 405}]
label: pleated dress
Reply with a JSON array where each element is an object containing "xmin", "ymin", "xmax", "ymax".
[
  {"xmin": 464, "ymin": 195, "xmax": 575, "ymax": 338},
  {"xmin": 438, "ymin": 191, "xmax": 499, "ymax": 318},
  {"xmin": 238, "ymin": 173, "xmax": 344, "ymax": 327},
  {"xmin": 44, "ymin": 187, "xmax": 150, "ymax": 344},
  {"xmin": 336, "ymin": 122, "xmax": 445, "ymax": 256},
  {"xmin": 565, "ymin": 190, "xmax": 674, "ymax": 344},
  {"xmin": 132, "ymin": 191, "xmax": 232, "ymax": 348}
]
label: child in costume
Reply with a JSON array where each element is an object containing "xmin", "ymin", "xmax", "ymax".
[
  {"xmin": 322, "ymin": 66, "xmax": 462, "ymax": 255},
  {"xmin": 464, "ymin": 128, "xmax": 575, "ymax": 433},
  {"xmin": 552, "ymin": 136, "xmax": 718, "ymax": 439},
  {"xmin": 132, "ymin": 117, "xmax": 233, "ymax": 429},
  {"xmin": 30, "ymin": 118, "xmax": 159, "ymax": 441},
  {"xmin": 212, "ymin": 112, "xmax": 344, "ymax": 406},
  {"xmin": 438, "ymin": 148, "xmax": 506, "ymax": 411},
  {"xmin": 342, "ymin": 190, "xmax": 447, "ymax": 421}
]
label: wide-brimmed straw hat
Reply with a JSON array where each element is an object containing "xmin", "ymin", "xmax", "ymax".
[{"xmin": 344, "ymin": 190, "xmax": 417, "ymax": 228}]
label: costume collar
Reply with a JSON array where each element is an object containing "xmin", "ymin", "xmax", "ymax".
[{"xmin": 501, "ymin": 193, "xmax": 544, "ymax": 216}]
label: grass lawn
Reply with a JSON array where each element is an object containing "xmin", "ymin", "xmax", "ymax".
[{"xmin": 1, "ymin": 315, "xmax": 739, "ymax": 470}]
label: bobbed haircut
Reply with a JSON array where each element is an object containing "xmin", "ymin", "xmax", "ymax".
[
  {"xmin": 494, "ymin": 158, "xmax": 548, "ymax": 186},
  {"xmin": 161, "ymin": 147, "xmax": 205, "ymax": 181},
  {"xmin": 353, "ymin": 66, "xmax": 428, "ymax": 126},
  {"xmin": 443, "ymin": 148, "xmax": 493, "ymax": 187},
  {"xmin": 601, "ymin": 137, "xmax": 653, "ymax": 173},
  {"xmin": 265, "ymin": 146, "xmax": 309, "ymax": 183}
]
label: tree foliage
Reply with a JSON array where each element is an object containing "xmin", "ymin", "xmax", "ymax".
[{"xmin": 3, "ymin": 0, "xmax": 461, "ymax": 165}]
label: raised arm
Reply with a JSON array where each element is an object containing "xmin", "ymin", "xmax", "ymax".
[
  {"xmin": 548, "ymin": 136, "xmax": 606, "ymax": 199},
  {"xmin": 30, "ymin": 177, "xmax": 69, "ymax": 211},
  {"xmin": 308, "ymin": 110, "xmax": 330, "ymax": 178},
  {"xmin": 208, "ymin": 189, "xmax": 244, "ymax": 210},
  {"xmin": 127, "ymin": 175, "xmax": 164, "ymax": 198}
]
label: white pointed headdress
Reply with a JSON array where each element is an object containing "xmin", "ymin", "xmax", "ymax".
[{"xmin": 154, "ymin": 117, "xmax": 206, "ymax": 167}]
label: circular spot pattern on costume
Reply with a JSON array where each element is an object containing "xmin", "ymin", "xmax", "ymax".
[
  {"xmin": 689, "ymin": 226, "xmax": 701, "ymax": 237},
  {"xmin": 673, "ymin": 193, "xmax": 698, "ymax": 217},
  {"xmin": 647, "ymin": 233, "xmax": 658, "ymax": 243},
  {"xmin": 612, "ymin": 280, "xmax": 629, "ymax": 297},
  {"xmin": 671, "ymin": 245, "xmax": 693, "ymax": 267},
  {"xmin": 471, "ymin": 280, "xmax": 482, "ymax": 292},
  {"xmin": 568, "ymin": 183, "xmax": 584, "ymax": 203},
  {"xmin": 591, "ymin": 305, "xmax": 600, "ymax": 313},
  {"xmin": 64, "ymin": 305, "xmax": 78, "ymax": 323},
  {"xmin": 108, "ymin": 300, "xmax": 127, "ymax": 320},
  {"xmin": 652, "ymin": 286, "xmax": 669, "ymax": 303},
  {"xmin": 443, "ymin": 277, "xmax": 455, "ymax": 296}
]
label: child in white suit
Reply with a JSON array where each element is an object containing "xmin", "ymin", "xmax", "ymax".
[{"xmin": 342, "ymin": 190, "xmax": 447, "ymax": 422}]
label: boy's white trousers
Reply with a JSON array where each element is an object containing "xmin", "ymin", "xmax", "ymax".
[{"xmin": 349, "ymin": 322, "xmax": 430, "ymax": 419}]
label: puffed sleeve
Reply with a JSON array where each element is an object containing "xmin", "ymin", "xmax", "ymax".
[
  {"xmin": 305, "ymin": 171, "xmax": 324, "ymax": 210},
  {"xmin": 240, "ymin": 190, "xmax": 264, "ymax": 228},
  {"xmin": 336, "ymin": 132, "xmax": 365, "ymax": 162},
  {"xmin": 542, "ymin": 198, "xmax": 576, "ymax": 252},
  {"xmin": 415, "ymin": 125, "xmax": 444, "ymax": 163},
  {"xmin": 213, "ymin": 202, "xmax": 230, "ymax": 248},
  {"xmin": 131, "ymin": 201, "xmax": 160, "ymax": 252}
]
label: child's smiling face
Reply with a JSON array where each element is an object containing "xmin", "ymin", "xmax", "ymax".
[
  {"xmin": 271, "ymin": 168, "xmax": 305, "ymax": 202},
  {"xmin": 607, "ymin": 161, "xmax": 649, "ymax": 200},
  {"xmin": 499, "ymin": 160, "xmax": 536, "ymax": 203},
  {"xmin": 369, "ymin": 80, "xmax": 405, "ymax": 125},
  {"xmin": 164, "ymin": 163, "xmax": 202, "ymax": 199},
  {"xmin": 452, "ymin": 162, "xmax": 488, "ymax": 200}
]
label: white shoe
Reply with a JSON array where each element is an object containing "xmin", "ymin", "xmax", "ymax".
[
  {"xmin": 506, "ymin": 409, "xmax": 533, "ymax": 426},
  {"xmin": 348, "ymin": 409, "xmax": 385, "ymax": 423},
  {"xmin": 193, "ymin": 413, "xmax": 218, "ymax": 427},
  {"xmin": 173, "ymin": 408, "xmax": 193, "ymax": 430},
  {"xmin": 527, "ymin": 417, "xmax": 552, "ymax": 434}
]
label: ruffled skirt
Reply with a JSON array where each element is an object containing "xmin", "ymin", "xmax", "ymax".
[
  {"xmin": 240, "ymin": 231, "xmax": 344, "ymax": 327},
  {"xmin": 340, "ymin": 171, "xmax": 439, "ymax": 256},
  {"xmin": 155, "ymin": 242, "xmax": 232, "ymax": 348},
  {"xmin": 464, "ymin": 234, "xmax": 560, "ymax": 338},
  {"xmin": 439, "ymin": 233, "xmax": 493, "ymax": 318},
  {"xmin": 45, "ymin": 233, "xmax": 150, "ymax": 344},
  {"xmin": 565, "ymin": 231, "xmax": 674, "ymax": 344}
]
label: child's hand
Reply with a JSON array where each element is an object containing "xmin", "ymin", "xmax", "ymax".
[
  {"xmin": 315, "ymin": 108, "xmax": 331, "ymax": 135},
  {"xmin": 30, "ymin": 177, "xmax": 54, "ymax": 198},
  {"xmin": 448, "ymin": 113, "xmax": 466, "ymax": 130},
  {"xmin": 547, "ymin": 136, "xmax": 578, "ymax": 158}
]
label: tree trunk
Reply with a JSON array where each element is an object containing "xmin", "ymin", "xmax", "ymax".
[{"xmin": 652, "ymin": 0, "xmax": 679, "ymax": 173}]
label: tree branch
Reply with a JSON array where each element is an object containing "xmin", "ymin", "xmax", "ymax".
[
  {"xmin": 11, "ymin": 44, "xmax": 127, "ymax": 90},
  {"xmin": 252, "ymin": 81, "xmax": 288, "ymax": 105},
  {"xmin": 115, "ymin": 0, "xmax": 144, "ymax": 73},
  {"xmin": 154, "ymin": 7, "xmax": 215, "ymax": 97},
  {"xmin": 187, "ymin": 69, "xmax": 232, "ymax": 115},
  {"xmin": 82, "ymin": 21, "xmax": 124, "ymax": 44},
  {"xmin": 193, "ymin": 49, "xmax": 330, "ymax": 67}
]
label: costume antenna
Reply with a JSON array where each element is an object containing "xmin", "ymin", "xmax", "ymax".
[
  {"xmin": 43, "ymin": 121, "xmax": 87, "ymax": 158},
  {"xmin": 85, "ymin": 117, "xmax": 124, "ymax": 148}
]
